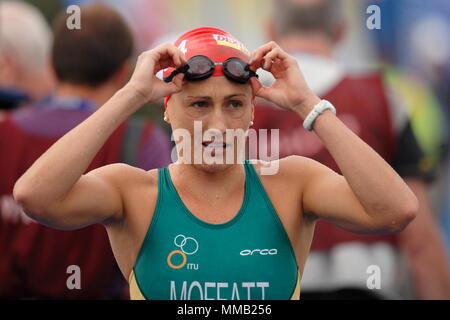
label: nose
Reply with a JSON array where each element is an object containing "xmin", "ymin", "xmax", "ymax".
[{"xmin": 206, "ymin": 107, "xmax": 228, "ymax": 134}]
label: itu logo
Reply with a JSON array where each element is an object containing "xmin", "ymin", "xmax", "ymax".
[{"xmin": 167, "ymin": 234, "xmax": 199, "ymax": 270}]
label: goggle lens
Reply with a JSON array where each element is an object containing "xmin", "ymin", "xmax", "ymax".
[
  {"xmin": 164, "ymin": 55, "xmax": 257, "ymax": 84},
  {"xmin": 187, "ymin": 56, "xmax": 214, "ymax": 77},
  {"xmin": 225, "ymin": 59, "xmax": 246, "ymax": 77}
]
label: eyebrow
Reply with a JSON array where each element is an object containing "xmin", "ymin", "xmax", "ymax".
[
  {"xmin": 185, "ymin": 94, "xmax": 247, "ymax": 100},
  {"xmin": 224, "ymin": 94, "xmax": 246, "ymax": 99}
]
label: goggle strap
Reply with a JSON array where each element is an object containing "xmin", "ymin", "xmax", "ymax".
[{"xmin": 164, "ymin": 65, "xmax": 189, "ymax": 83}]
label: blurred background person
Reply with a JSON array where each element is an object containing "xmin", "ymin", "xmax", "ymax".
[
  {"xmin": 253, "ymin": 0, "xmax": 450, "ymax": 299},
  {"xmin": 0, "ymin": 2, "xmax": 171, "ymax": 299},
  {"xmin": 61, "ymin": 0, "xmax": 167, "ymax": 53},
  {"xmin": 0, "ymin": 0, "xmax": 54, "ymax": 110},
  {"xmin": 369, "ymin": 0, "xmax": 450, "ymax": 269}
]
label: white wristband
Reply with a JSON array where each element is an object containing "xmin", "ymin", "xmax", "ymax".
[{"xmin": 303, "ymin": 99, "xmax": 336, "ymax": 131}]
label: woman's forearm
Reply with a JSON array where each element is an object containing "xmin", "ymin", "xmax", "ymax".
[
  {"xmin": 14, "ymin": 86, "xmax": 143, "ymax": 210},
  {"xmin": 247, "ymin": 41, "xmax": 417, "ymax": 226},
  {"xmin": 295, "ymin": 97, "xmax": 418, "ymax": 221}
]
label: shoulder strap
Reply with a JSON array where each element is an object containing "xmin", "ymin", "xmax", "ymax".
[{"xmin": 158, "ymin": 166, "xmax": 177, "ymax": 200}]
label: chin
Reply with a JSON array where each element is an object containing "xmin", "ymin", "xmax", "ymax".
[{"xmin": 193, "ymin": 162, "xmax": 235, "ymax": 174}]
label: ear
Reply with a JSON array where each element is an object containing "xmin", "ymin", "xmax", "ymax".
[
  {"xmin": 0, "ymin": 54, "xmax": 19, "ymax": 85},
  {"xmin": 112, "ymin": 60, "xmax": 132, "ymax": 87}
]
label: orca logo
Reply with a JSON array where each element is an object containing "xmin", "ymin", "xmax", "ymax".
[{"xmin": 240, "ymin": 249, "xmax": 278, "ymax": 256}]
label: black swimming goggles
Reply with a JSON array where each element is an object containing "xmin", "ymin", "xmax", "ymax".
[{"xmin": 163, "ymin": 55, "xmax": 258, "ymax": 84}]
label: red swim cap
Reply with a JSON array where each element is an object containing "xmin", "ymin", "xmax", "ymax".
[{"xmin": 163, "ymin": 27, "xmax": 251, "ymax": 108}]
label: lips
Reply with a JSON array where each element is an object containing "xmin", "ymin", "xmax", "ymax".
[{"xmin": 202, "ymin": 141, "xmax": 229, "ymax": 148}]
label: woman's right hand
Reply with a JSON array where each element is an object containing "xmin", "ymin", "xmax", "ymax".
[{"xmin": 125, "ymin": 43, "xmax": 187, "ymax": 105}]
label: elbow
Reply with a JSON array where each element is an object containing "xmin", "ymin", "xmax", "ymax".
[
  {"xmin": 401, "ymin": 192, "xmax": 420, "ymax": 229},
  {"xmin": 13, "ymin": 181, "xmax": 47, "ymax": 221},
  {"xmin": 385, "ymin": 195, "xmax": 419, "ymax": 233},
  {"xmin": 13, "ymin": 181, "xmax": 29, "ymax": 209}
]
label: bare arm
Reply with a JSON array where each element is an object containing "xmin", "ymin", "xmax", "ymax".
[
  {"xmin": 399, "ymin": 178, "xmax": 450, "ymax": 299},
  {"xmin": 14, "ymin": 89, "xmax": 141, "ymax": 228},
  {"xmin": 13, "ymin": 44, "xmax": 186, "ymax": 229},
  {"xmin": 250, "ymin": 42, "xmax": 418, "ymax": 233},
  {"xmin": 298, "ymin": 109, "xmax": 417, "ymax": 233}
]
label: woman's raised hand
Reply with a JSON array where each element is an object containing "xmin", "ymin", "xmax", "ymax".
[
  {"xmin": 249, "ymin": 41, "xmax": 320, "ymax": 115},
  {"xmin": 125, "ymin": 43, "xmax": 187, "ymax": 105}
]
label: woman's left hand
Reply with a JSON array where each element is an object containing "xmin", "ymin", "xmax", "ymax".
[{"xmin": 249, "ymin": 41, "xmax": 320, "ymax": 116}]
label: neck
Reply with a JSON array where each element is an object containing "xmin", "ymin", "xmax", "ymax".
[
  {"xmin": 171, "ymin": 163, "xmax": 245, "ymax": 199},
  {"xmin": 27, "ymin": 74, "xmax": 54, "ymax": 101},
  {"xmin": 277, "ymin": 34, "xmax": 335, "ymax": 58},
  {"xmin": 55, "ymin": 82, "xmax": 115, "ymax": 107}
]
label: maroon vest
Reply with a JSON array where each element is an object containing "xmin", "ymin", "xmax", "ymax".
[{"xmin": 0, "ymin": 108, "xmax": 148, "ymax": 299}]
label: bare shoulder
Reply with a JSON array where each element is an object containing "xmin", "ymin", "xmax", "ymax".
[
  {"xmin": 106, "ymin": 163, "xmax": 158, "ymax": 201},
  {"xmin": 248, "ymin": 155, "xmax": 319, "ymax": 183},
  {"xmin": 117, "ymin": 164, "xmax": 159, "ymax": 224},
  {"xmin": 90, "ymin": 163, "xmax": 159, "ymax": 222},
  {"xmin": 248, "ymin": 156, "xmax": 325, "ymax": 219},
  {"xmin": 89, "ymin": 162, "xmax": 156, "ymax": 189},
  {"xmin": 246, "ymin": 156, "xmax": 311, "ymax": 205}
]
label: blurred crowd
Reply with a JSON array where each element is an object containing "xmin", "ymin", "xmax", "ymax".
[{"xmin": 0, "ymin": 0, "xmax": 449, "ymax": 299}]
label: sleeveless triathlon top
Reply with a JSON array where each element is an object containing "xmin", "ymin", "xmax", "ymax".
[{"xmin": 129, "ymin": 161, "xmax": 300, "ymax": 300}]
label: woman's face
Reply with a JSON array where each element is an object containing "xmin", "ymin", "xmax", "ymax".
[{"xmin": 167, "ymin": 76, "xmax": 254, "ymax": 173}]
